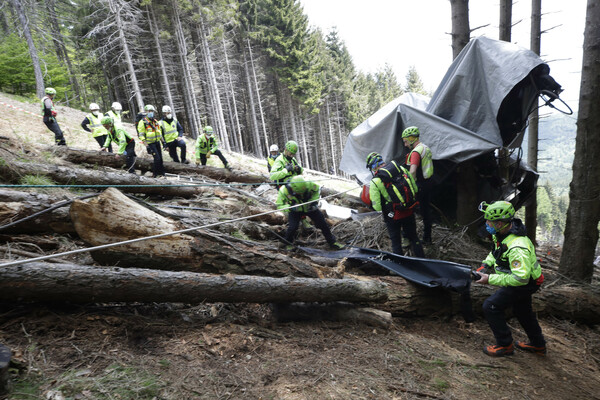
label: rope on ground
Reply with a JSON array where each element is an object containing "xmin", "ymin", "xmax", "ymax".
[{"xmin": 0, "ymin": 186, "xmax": 359, "ymax": 268}]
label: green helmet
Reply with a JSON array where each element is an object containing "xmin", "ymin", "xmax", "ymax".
[
  {"xmin": 365, "ymin": 152, "xmax": 383, "ymax": 170},
  {"xmin": 144, "ymin": 104, "xmax": 156, "ymax": 112},
  {"xmin": 204, "ymin": 126, "xmax": 213, "ymax": 134},
  {"xmin": 45, "ymin": 87, "xmax": 56, "ymax": 95},
  {"xmin": 478, "ymin": 201, "xmax": 515, "ymax": 221},
  {"xmin": 101, "ymin": 116, "xmax": 114, "ymax": 126},
  {"xmin": 402, "ymin": 126, "xmax": 420, "ymax": 138},
  {"xmin": 288, "ymin": 176, "xmax": 308, "ymax": 195},
  {"xmin": 285, "ymin": 140, "xmax": 298, "ymax": 155}
]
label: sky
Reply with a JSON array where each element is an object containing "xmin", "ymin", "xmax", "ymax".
[{"xmin": 299, "ymin": 0, "xmax": 586, "ymax": 109}]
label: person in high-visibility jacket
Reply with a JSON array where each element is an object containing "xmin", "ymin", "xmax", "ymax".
[
  {"xmin": 365, "ymin": 152, "xmax": 424, "ymax": 258},
  {"xmin": 160, "ymin": 105, "xmax": 188, "ymax": 164},
  {"xmin": 81, "ymin": 103, "xmax": 111, "ymax": 152},
  {"xmin": 41, "ymin": 87, "xmax": 67, "ymax": 146},
  {"xmin": 267, "ymin": 144, "xmax": 280, "ymax": 172},
  {"xmin": 402, "ymin": 126, "xmax": 434, "ymax": 244},
  {"xmin": 101, "ymin": 116, "xmax": 137, "ymax": 174},
  {"xmin": 106, "ymin": 102, "xmax": 123, "ymax": 129},
  {"xmin": 474, "ymin": 201, "xmax": 546, "ymax": 357},
  {"xmin": 194, "ymin": 126, "xmax": 231, "ymax": 170},
  {"xmin": 270, "ymin": 140, "xmax": 303, "ymax": 186},
  {"xmin": 137, "ymin": 104, "xmax": 166, "ymax": 178},
  {"xmin": 276, "ymin": 176, "xmax": 344, "ymax": 250}
]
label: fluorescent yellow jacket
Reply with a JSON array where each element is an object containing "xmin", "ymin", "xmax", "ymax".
[
  {"xmin": 482, "ymin": 220, "xmax": 542, "ymax": 287},
  {"xmin": 137, "ymin": 118, "xmax": 163, "ymax": 144}
]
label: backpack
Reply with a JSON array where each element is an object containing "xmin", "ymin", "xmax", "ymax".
[{"xmin": 375, "ymin": 161, "xmax": 418, "ymax": 218}]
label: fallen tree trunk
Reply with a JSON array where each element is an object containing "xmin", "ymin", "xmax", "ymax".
[
  {"xmin": 0, "ymin": 189, "xmax": 75, "ymax": 233},
  {"xmin": 48, "ymin": 146, "xmax": 363, "ymax": 209},
  {"xmin": 0, "ymin": 160, "xmax": 200, "ymax": 198},
  {"xmin": 272, "ymin": 302, "xmax": 392, "ymax": 329},
  {"xmin": 69, "ymin": 188, "xmax": 334, "ymax": 278},
  {"xmin": 0, "ymin": 262, "xmax": 389, "ymax": 304},
  {"xmin": 48, "ymin": 146, "xmax": 266, "ymax": 184}
]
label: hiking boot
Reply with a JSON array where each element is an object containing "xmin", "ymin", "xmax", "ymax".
[
  {"xmin": 329, "ymin": 242, "xmax": 346, "ymax": 250},
  {"xmin": 483, "ymin": 343, "xmax": 514, "ymax": 357},
  {"xmin": 183, "ymin": 160, "xmax": 190, "ymax": 165},
  {"xmin": 224, "ymin": 164, "xmax": 232, "ymax": 171},
  {"xmin": 515, "ymin": 341, "xmax": 547, "ymax": 356}
]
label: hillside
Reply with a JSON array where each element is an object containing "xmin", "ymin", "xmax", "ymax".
[{"xmin": 1, "ymin": 94, "xmax": 599, "ymax": 400}]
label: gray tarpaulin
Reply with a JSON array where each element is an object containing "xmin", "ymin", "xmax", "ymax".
[{"xmin": 339, "ymin": 36, "xmax": 549, "ymax": 185}]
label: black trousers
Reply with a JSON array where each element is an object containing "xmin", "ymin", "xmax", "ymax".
[
  {"xmin": 43, "ymin": 118, "xmax": 66, "ymax": 145},
  {"xmin": 286, "ymin": 209, "xmax": 336, "ymax": 245},
  {"xmin": 124, "ymin": 140, "xmax": 137, "ymax": 173},
  {"xmin": 384, "ymin": 213, "xmax": 424, "ymax": 257},
  {"xmin": 482, "ymin": 281, "xmax": 545, "ymax": 347},
  {"xmin": 95, "ymin": 135, "xmax": 112, "ymax": 152},
  {"xmin": 199, "ymin": 150, "xmax": 228, "ymax": 167},
  {"xmin": 166, "ymin": 139, "xmax": 187, "ymax": 163},
  {"xmin": 417, "ymin": 179, "xmax": 433, "ymax": 242},
  {"xmin": 146, "ymin": 142, "xmax": 165, "ymax": 177}
]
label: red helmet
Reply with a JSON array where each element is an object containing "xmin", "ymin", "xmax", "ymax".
[{"xmin": 360, "ymin": 185, "xmax": 371, "ymax": 206}]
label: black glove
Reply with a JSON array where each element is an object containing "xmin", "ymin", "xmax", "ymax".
[
  {"xmin": 163, "ymin": 143, "xmax": 168, "ymax": 150},
  {"xmin": 285, "ymin": 163, "xmax": 294, "ymax": 173},
  {"xmin": 294, "ymin": 165, "xmax": 302, "ymax": 174},
  {"xmin": 146, "ymin": 145, "xmax": 154, "ymax": 155}
]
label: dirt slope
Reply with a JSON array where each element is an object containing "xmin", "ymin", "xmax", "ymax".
[{"xmin": 0, "ymin": 93, "xmax": 599, "ymax": 400}]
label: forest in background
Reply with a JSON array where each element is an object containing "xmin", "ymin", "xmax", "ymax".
[
  {"xmin": 0, "ymin": 0, "xmax": 428, "ymax": 177},
  {"xmin": 0, "ymin": 0, "xmax": 585, "ymax": 242}
]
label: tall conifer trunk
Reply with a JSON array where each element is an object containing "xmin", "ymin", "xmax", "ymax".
[{"xmin": 559, "ymin": 0, "xmax": 600, "ymax": 282}]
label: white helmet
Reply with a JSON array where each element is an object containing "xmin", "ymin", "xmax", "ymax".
[
  {"xmin": 162, "ymin": 105, "xmax": 171, "ymax": 113},
  {"xmin": 269, "ymin": 144, "xmax": 279, "ymax": 152},
  {"xmin": 89, "ymin": 103, "xmax": 100, "ymax": 111},
  {"xmin": 111, "ymin": 102, "xmax": 122, "ymax": 111}
]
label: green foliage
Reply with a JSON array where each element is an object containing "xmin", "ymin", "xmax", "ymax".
[
  {"xmin": 0, "ymin": 34, "xmax": 37, "ymax": 94},
  {"xmin": 0, "ymin": 34, "xmax": 70, "ymax": 97},
  {"xmin": 405, "ymin": 65, "xmax": 428, "ymax": 95}
]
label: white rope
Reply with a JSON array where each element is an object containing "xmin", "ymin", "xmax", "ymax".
[{"xmin": 0, "ymin": 186, "xmax": 359, "ymax": 268}]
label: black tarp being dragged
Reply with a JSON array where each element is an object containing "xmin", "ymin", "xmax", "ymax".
[{"xmin": 299, "ymin": 246, "xmax": 476, "ymax": 321}]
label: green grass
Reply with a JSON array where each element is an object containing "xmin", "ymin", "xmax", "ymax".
[
  {"xmin": 54, "ymin": 364, "xmax": 163, "ymax": 399},
  {"xmin": 18, "ymin": 174, "xmax": 56, "ymax": 187},
  {"xmin": 432, "ymin": 377, "xmax": 450, "ymax": 391}
]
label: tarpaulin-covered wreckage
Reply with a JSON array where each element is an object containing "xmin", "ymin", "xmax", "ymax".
[{"xmin": 340, "ymin": 36, "xmax": 564, "ymax": 223}]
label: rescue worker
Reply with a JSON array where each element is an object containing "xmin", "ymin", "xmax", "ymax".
[
  {"xmin": 194, "ymin": 125, "xmax": 231, "ymax": 170},
  {"xmin": 474, "ymin": 201, "xmax": 546, "ymax": 357},
  {"xmin": 101, "ymin": 116, "xmax": 137, "ymax": 174},
  {"xmin": 106, "ymin": 102, "xmax": 123, "ymax": 129},
  {"xmin": 365, "ymin": 152, "xmax": 424, "ymax": 257},
  {"xmin": 137, "ymin": 104, "xmax": 166, "ymax": 178},
  {"xmin": 402, "ymin": 126, "xmax": 434, "ymax": 244},
  {"xmin": 270, "ymin": 140, "xmax": 303, "ymax": 186},
  {"xmin": 276, "ymin": 176, "xmax": 345, "ymax": 250},
  {"xmin": 81, "ymin": 103, "xmax": 111, "ymax": 152},
  {"xmin": 267, "ymin": 144, "xmax": 280, "ymax": 172},
  {"xmin": 41, "ymin": 87, "xmax": 67, "ymax": 146},
  {"xmin": 160, "ymin": 106, "xmax": 188, "ymax": 164}
]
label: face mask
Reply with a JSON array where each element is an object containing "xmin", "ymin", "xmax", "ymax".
[
  {"xmin": 147, "ymin": 112, "xmax": 154, "ymax": 118},
  {"xmin": 166, "ymin": 113, "xmax": 172, "ymax": 119},
  {"xmin": 92, "ymin": 111, "xmax": 99, "ymax": 116},
  {"xmin": 114, "ymin": 109, "xmax": 121, "ymax": 114},
  {"xmin": 485, "ymin": 224, "xmax": 497, "ymax": 235}
]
